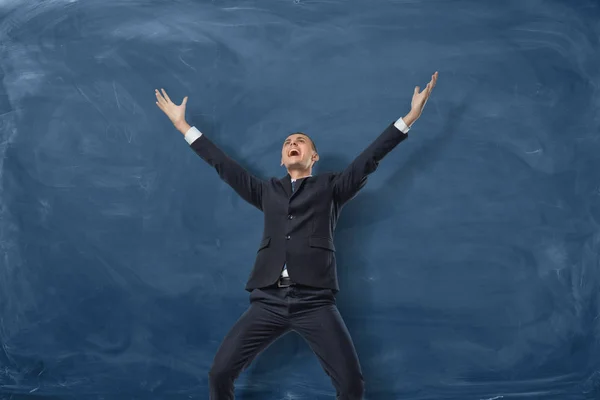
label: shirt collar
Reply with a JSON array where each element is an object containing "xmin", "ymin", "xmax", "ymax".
[{"xmin": 291, "ymin": 175, "xmax": 312, "ymax": 182}]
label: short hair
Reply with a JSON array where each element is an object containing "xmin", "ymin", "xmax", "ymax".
[{"xmin": 287, "ymin": 132, "xmax": 317, "ymax": 152}]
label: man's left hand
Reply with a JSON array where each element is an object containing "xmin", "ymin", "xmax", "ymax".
[{"xmin": 404, "ymin": 71, "xmax": 438, "ymax": 127}]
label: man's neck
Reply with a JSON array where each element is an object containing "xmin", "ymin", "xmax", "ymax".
[{"xmin": 288, "ymin": 169, "xmax": 312, "ymax": 181}]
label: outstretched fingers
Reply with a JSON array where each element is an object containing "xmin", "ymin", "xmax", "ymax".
[
  {"xmin": 155, "ymin": 89, "xmax": 168, "ymax": 105},
  {"xmin": 161, "ymin": 88, "xmax": 173, "ymax": 104},
  {"xmin": 428, "ymin": 72, "xmax": 438, "ymax": 92},
  {"xmin": 421, "ymin": 73, "xmax": 438, "ymax": 99}
]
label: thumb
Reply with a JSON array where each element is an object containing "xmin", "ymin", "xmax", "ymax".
[
  {"xmin": 182, "ymin": 96, "xmax": 188, "ymax": 106},
  {"xmin": 414, "ymin": 86, "xmax": 420, "ymax": 95}
]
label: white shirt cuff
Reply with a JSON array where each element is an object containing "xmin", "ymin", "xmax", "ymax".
[
  {"xmin": 394, "ymin": 117, "xmax": 410, "ymax": 133},
  {"xmin": 184, "ymin": 126, "xmax": 203, "ymax": 144}
]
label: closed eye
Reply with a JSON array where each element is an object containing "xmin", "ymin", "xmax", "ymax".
[{"xmin": 284, "ymin": 137, "xmax": 307, "ymax": 146}]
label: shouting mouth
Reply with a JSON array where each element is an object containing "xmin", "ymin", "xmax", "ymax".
[{"xmin": 288, "ymin": 149, "xmax": 301, "ymax": 157}]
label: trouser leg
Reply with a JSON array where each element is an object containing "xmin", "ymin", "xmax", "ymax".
[
  {"xmin": 209, "ymin": 288, "xmax": 290, "ymax": 400},
  {"xmin": 290, "ymin": 286, "xmax": 365, "ymax": 399}
]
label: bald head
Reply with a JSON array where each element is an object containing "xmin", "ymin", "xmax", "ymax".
[
  {"xmin": 280, "ymin": 132, "xmax": 319, "ymax": 171},
  {"xmin": 285, "ymin": 132, "xmax": 317, "ymax": 151}
]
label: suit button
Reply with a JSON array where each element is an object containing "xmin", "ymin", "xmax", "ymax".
[
  {"xmin": 285, "ymin": 235, "xmax": 290, "ymax": 240},
  {"xmin": 288, "ymin": 215, "xmax": 293, "ymax": 219}
]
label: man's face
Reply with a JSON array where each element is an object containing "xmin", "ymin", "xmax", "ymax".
[{"xmin": 281, "ymin": 133, "xmax": 318, "ymax": 169}]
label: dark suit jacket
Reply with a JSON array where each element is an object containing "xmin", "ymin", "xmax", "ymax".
[{"xmin": 189, "ymin": 122, "xmax": 408, "ymax": 292}]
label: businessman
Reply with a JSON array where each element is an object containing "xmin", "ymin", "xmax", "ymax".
[{"xmin": 155, "ymin": 71, "xmax": 438, "ymax": 399}]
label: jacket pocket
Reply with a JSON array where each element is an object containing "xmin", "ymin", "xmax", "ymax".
[
  {"xmin": 309, "ymin": 236, "xmax": 336, "ymax": 252},
  {"xmin": 257, "ymin": 237, "xmax": 271, "ymax": 252}
]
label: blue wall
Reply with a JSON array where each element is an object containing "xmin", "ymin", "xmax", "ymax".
[{"xmin": 1, "ymin": 0, "xmax": 599, "ymax": 399}]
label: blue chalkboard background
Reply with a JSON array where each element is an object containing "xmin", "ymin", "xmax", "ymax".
[{"xmin": 1, "ymin": 0, "xmax": 599, "ymax": 399}]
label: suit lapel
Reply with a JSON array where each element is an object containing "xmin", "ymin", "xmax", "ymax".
[{"xmin": 280, "ymin": 175, "xmax": 292, "ymax": 197}]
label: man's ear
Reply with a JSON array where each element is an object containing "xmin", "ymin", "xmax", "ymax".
[{"xmin": 312, "ymin": 152, "xmax": 320, "ymax": 162}]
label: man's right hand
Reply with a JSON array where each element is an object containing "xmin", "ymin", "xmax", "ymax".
[{"xmin": 155, "ymin": 88, "xmax": 191, "ymax": 135}]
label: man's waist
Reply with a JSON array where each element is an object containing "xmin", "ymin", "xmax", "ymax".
[{"xmin": 256, "ymin": 235, "xmax": 336, "ymax": 252}]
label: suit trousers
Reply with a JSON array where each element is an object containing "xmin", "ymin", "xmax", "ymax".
[{"xmin": 208, "ymin": 284, "xmax": 365, "ymax": 399}]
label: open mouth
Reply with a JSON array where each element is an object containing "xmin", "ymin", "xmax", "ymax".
[{"xmin": 288, "ymin": 149, "xmax": 301, "ymax": 157}]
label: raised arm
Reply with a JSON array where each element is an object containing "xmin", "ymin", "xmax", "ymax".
[
  {"xmin": 155, "ymin": 89, "xmax": 265, "ymax": 211},
  {"xmin": 332, "ymin": 72, "xmax": 438, "ymax": 205}
]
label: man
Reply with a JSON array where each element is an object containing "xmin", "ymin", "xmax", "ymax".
[{"xmin": 155, "ymin": 71, "xmax": 438, "ymax": 399}]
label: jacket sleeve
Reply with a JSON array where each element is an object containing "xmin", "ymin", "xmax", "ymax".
[
  {"xmin": 332, "ymin": 122, "xmax": 408, "ymax": 205},
  {"xmin": 188, "ymin": 131, "xmax": 265, "ymax": 211}
]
